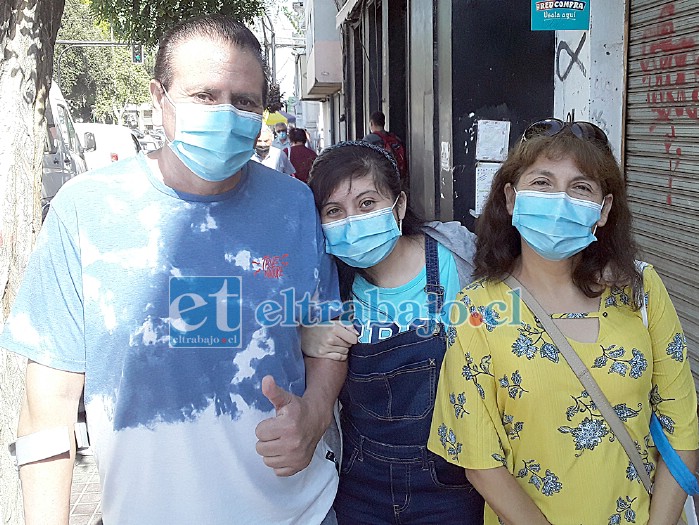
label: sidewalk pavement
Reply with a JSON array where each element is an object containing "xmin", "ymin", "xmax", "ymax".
[
  {"xmin": 70, "ymin": 453, "xmax": 102, "ymax": 525},
  {"xmin": 67, "ymin": 448, "xmax": 699, "ymax": 525}
]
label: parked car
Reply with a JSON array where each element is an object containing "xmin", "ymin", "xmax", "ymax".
[
  {"xmin": 74, "ymin": 123, "xmax": 142, "ymax": 171},
  {"xmin": 149, "ymin": 127, "xmax": 165, "ymax": 144},
  {"xmin": 42, "ymin": 81, "xmax": 90, "ymax": 218},
  {"xmin": 138, "ymin": 135, "xmax": 160, "ymax": 152}
]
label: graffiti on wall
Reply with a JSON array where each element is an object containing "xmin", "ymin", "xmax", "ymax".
[
  {"xmin": 590, "ymin": 109, "xmax": 609, "ymax": 134},
  {"xmin": 640, "ymin": 2, "xmax": 698, "ymax": 205},
  {"xmin": 556, "ymin": 32, "xmax": 588, "ymax": 81}
]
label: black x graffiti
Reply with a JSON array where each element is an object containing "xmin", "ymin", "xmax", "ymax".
[{"xmin": 557, "ymin": 33, "xmax": 587, "ymax": 81}]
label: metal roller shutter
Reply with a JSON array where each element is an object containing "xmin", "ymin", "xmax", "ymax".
[{"xmin": 626, "ymin": 0, "xmax": 699, "ymax": 387}]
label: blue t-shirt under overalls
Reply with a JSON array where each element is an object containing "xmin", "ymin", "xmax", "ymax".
[{"xmin": 335, "ymin": 235, "xmax": 484, "ymax": 524}]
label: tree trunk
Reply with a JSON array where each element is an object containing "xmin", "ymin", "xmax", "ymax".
[
  {"xmin": 113, "ymin": 104, "xmax": 124, "ymax": 126},
  {"xmin": 0, "ymin": 1, "xmax": 65, "ymax": 523}
]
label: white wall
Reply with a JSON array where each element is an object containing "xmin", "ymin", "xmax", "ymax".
[
  {"xmin": 554, "ymin": 1, "xmax": 626, "ymax": 159},
  {"xmin": 298, "ymin": 100, "xmax": 322, "ymax": 150}
]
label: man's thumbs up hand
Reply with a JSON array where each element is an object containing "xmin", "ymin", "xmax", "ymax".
[
  {"xmin": 261, "ymin": 375, "xmax": 294, "ymax": 414},
  {"xmin": 255, "ymin": 375, "xmax": 319, "ymax": 477}
]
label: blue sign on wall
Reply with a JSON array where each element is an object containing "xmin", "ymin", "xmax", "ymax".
[{"xmin": 531, "ymin": 1, "xmax": 590, "ymax": 31}]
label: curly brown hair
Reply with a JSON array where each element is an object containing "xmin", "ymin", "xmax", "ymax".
[{"xmin": 474, "ymin": 130, "xmax": 643, "ymax": 305}]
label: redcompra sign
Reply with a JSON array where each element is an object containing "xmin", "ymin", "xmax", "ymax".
[
  {"xmin": 536, "ymin": 1, "xmax": 587, "ymax": 11},
  {"xmin": 532, "ymin": 0, "xmax": 590, "ymax": 30}
]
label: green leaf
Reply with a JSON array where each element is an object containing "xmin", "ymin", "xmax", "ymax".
[
  {"xmin": 57, "ymin": 0, "xmax": 153, "ymax": 123},
  {"xmin": 90, "ymin": 0, "xmax": 265, "ymax": 46}
]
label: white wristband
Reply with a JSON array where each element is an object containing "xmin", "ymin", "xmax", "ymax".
[{"xmin": 10, "ymin": 427, "xmax": 71, "ymax": 467}]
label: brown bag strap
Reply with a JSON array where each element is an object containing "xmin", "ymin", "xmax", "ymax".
[{"xmin": 503, "ymin": 275, "xmax": 654, "ymax": 494}]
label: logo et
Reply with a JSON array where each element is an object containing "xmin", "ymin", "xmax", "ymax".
[{"xmin": 169, "ymin": 277, "xmax": 243, "ymax": 348}]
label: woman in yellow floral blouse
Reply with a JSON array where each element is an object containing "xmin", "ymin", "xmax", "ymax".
[{"xmin": 428, "ymin": 118, "xmax": 698, "ymax": 524}]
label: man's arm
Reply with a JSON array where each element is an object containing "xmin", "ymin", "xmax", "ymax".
[
  {"xmin": 17, "ymin": 360, "xmax": 85, "ymax": 525},
  {"xmin": 255, "ymin": 356, "xmax": 346, "ymax": 477},
  {"xmin": 302, "ymin": 353, "xmax": 346, "ymax": 435},
  {"xmin": 279, "ymin": 152, "xmax": 296, "ymax": 176}
]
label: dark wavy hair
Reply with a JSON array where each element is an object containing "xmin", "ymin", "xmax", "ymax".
[
  {"xmin": 308, "ymin": 142, "xmax": 424, "ymax": 300},
  {"xmin": 475, "ymin": 130, "xmax": 643, "ymax": 305},
  {"xmin": 154, "ymin": 14, "xmax": 269, "ymax": 107}
]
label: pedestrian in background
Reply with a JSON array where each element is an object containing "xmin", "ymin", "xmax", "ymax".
[
  {"xmin": 3, "ymin": 14, "xmax": 344, "ymax": 525},
  {"xmin": 362, "ymin": 110, "xmax": 408, "ymax": 182},
  {"xmin": 429, "ymin": 118, "xmax": 698, "ymax": 524},
  {"xmin": 305, "ymin": 141, "xmax": 485, "ymax": 524},
  {"xmin": 288, "ymin": 127, "xmax": 317, "ymax": 183},
  {"xmin": 273, "ymin": 122, "xmax": 291, "ymax": 156},
  {"xmin": 252, "ymin": 126, "xmax": 296, "ymax": 176}
]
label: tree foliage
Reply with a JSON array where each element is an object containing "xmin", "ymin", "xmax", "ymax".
[
  {"xmin": 93, "ymin": 51, "xmax": 153, "ymax": 124},
  {"xmin": 280, "ymin": 5, "xmax": 302, "ymax": 35},
  {"xmin": 90, "ymin": 0, "xmax": 264, "ymax": 47},
  {"xmin": 56, "ymin": 0, "xmax": 152, "ymax": 124}
]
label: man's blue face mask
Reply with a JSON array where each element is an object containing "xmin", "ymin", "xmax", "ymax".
[
  {"xmin": 322, "ymin": 197, "xmax": 401, "ymax": 268},
  {"xmin": 163, "ymin": 88, "xmax": 262, "ymax": 182},
  {"xmin": 511, "ymin": 190, "xmax": 603, "ymax": 261}
]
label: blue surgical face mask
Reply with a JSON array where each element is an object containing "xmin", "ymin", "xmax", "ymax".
[
  {"xmin": 512, "ymin": 190, "xmax": 603, "ymax": 261},
  {"xmin": 322, "ymin": 197, "xmax": 401, "ymax": 268},
  {"xmin": 277, "ymin": 131, "xmax": 287, "ymax": 140},
  {"xmin": 164, "ymin": 90, "xmax": 262, "ymax": 182}
]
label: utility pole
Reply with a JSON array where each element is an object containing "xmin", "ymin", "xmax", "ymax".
[{"xmin": 260, "ymin": 12, "xmax": 276, "ymax": 84}]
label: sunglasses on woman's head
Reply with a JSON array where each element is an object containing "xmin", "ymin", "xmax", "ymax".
[{"xmin": 520, "ymin": 118, "xmax": 610, "ymax": 148}]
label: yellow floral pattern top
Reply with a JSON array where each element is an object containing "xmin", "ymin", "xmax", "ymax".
[{"xmin": 427, "ymin": 264, "xmax": 698, "ymax": 525}]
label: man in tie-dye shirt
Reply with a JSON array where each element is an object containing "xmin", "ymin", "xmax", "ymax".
[{"xmin": 1, "ymin": 15, "xmax": 345, "ymax": 525}]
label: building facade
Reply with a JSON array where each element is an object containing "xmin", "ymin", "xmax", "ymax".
[
  {"xmin": 624, "ymin": 0, "xmax": 699, "ymax": 386},
  {"xmin": 302, "ymin": 0, "xmax": 699, "ymax": 388},
  {"xmin": 294, "ymin": 0, "xmax": 344, "ymax": 150}
]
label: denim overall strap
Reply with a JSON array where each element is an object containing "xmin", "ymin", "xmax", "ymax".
[
  {"xmin": 424, "ymin": 235, "xmax": 444, "ymax": 331},
  {"xmin": 339, "ymin": 235, "xmax": 448, "ymax": 452}
]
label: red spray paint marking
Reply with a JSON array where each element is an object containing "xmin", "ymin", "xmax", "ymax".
[{"xmin": 640, "ymin": 2, "xmax": 697, "ymax": 205}]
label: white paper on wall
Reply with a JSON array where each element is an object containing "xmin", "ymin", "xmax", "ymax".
[
  {"xmin": 475, "ymin": 120, "xmax": 511, "ymax": 162},
  {"xmin": 473, "ymin": 161, "xmax": 502, "ymax": 216},
  {"xmin": 440, "ymin": 141, "xmax": 450, "ymax": 171}
]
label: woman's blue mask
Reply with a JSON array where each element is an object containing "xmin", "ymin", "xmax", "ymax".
[
  {"xmin": 164, "ymin": 90, "xmax": 262, "ymax": 182},
  {"xmin": 512, "ymin": 190, "xmax": 603, "ymax": 261},
  {"xmin": 322, "ymin": 197, "xmax": 401, "ymax": 268}
]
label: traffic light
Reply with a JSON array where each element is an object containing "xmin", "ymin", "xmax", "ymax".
[{"xmin": 132, "ymin": 43, "xmax": 143, "ymax": 64}]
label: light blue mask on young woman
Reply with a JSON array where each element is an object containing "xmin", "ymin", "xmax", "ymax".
[
  {"xmin": 512, "ymin": 190, "xmax": 603, "ymax": 261},
  {"xmin": 164, "ymin": 91, "xmax": 262, "ymax": 182},
  {"xmin": 322, "ymin": 198, "xmax": 401, "ymax": 268}
]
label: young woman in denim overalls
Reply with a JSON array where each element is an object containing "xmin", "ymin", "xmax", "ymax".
[{"xmin": 306, "ymin": 142, "xmax": 484, "ymax": 524}]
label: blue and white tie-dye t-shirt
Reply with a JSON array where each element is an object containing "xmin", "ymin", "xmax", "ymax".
[{"xmin": 0, "ymin": 154, "xmax": 340, "ymax": 524}]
